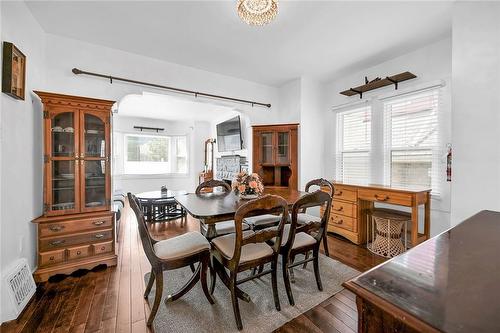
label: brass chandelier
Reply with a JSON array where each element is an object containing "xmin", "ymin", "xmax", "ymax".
[{"xmin": 237, "ymin": 0, "xmax": 278, "ymax": 26}]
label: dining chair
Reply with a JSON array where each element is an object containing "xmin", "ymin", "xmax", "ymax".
[
  {"xmin": 210, "ymin": 195, "xmax": 288, "ymax": 330},
  {"xmin": 272, "ymin": 189, "xmax": 332, "ymax": 306},
  {"xmin": 196, "ymin": 180, "xmax": 250, "ymax": 239},
  {"xmin": 127, "ymin": 193, "xmax": 215, "ymax": 326},
  {"xmin": 297, "ymin": 178, "xmax": 334, "ymax": 257}
]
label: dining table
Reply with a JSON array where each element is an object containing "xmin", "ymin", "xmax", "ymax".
[{"xmin": 174, "ymin": 187, "xmax": 307, "ymax": 302}]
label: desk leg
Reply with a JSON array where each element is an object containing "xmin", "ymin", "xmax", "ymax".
[
  {"xmin": 411, "ymin": 204, "xmax": 419, "ymax": 246},
  {"xmin": 424, "ymin": 192, "xmax": 431, "ymax": 240}
]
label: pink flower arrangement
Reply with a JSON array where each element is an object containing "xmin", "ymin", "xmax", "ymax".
[{"xmin": 232, "ymin": 171, "xmax": 264, "ymax": 196}]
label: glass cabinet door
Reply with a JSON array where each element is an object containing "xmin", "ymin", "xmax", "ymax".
[
  {"xmin": 50, "ymin": 160, "xmax": 78, "ymax": 213},
  {"xmin": 83, "ymin": 113, "xmax": 106, "ymax": 158},
  {"xmin": 276, "ymin": 131, "xmax": 290, "ymax": 165},
  {"xmin": 82, "ymin": 159, "xmax": 108, "ymax": 211},
  {"xmin": 260, "ymin": 132, "xmax": 274, "ymax": 165},
  {"xmin": 50, "ymin": 110, "xmax": 78, "ymax": 158}
]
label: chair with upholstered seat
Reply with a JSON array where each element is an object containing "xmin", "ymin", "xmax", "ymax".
[
  {"xmin": 210, "ymin": 195, "xmax": 288, "ymax": 330},
  {"xmin": 271, "ymin": 189, "xmax": 332, "ymax": 306},
  {"xmin": 127, "ymin": 193, "xmax": 214, "ymax": 326},
  {"xmin": 196, "ymin": 180, "xmax": 250, "ymax": 239}
]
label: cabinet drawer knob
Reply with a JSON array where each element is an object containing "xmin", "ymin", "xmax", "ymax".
[
  {"xmin": 334, "ymin": 206, "xmax": 344, "ymax": 212},
  {"xmin": 49, "ymin": 256, "xmax": 55, "ymax": 260},
  {"xmin": 94, "ymin": 234, "xmax": 105, "ymax": 239},
  {"xmin": 49, "ymin": 225, "xmax": 64, "ymax": 232},
  {"xmin": 101, "ymin": 246, "xmax": 106, "ymax": 251},
  {"xmin": 374, "ymin": 194, "xmax": 389, "ymax": 201},
  {"xmin": 49, "ymin": 240, "xmax": 65, "ymax": 246},
  {"xmin": 93, "ymin": 221, "xmax": 105, "ymax": 226},
  {"xmin": 336, "ymin": 219, "xmax": 343, "ymax": 225},
  {"xmin": 334, "ymin": 191, "xmax": 343, "ymax": 196},
  {"xmin": 76, "ymin": 251, "xmax": 81, "ymax": 255}
]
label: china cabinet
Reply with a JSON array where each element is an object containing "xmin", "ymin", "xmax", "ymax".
[
  {"xmin": 252, "ymin": 124, "xmax": 298, "ymax": 190},
  {"xmin": 32, "ymin": 91, "xmax": 117, "ymax": 282}
]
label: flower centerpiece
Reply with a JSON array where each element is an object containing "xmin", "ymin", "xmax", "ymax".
[{"xmin": 232, "ymin": 171, "xmax": 264, "ymax": 200}]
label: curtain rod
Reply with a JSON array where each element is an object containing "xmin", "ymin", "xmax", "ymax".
[{"xmin": 72, "ymin": 68, "xmax": 271, "ymax": 108}]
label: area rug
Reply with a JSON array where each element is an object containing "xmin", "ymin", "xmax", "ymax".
[{"xmin": 145, "ymin": 254, "xmax": 359, "ymax": 333}]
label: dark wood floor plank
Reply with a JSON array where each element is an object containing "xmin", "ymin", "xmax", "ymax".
[
  {"xmin": 333, "ymin": 293, "xmax": 357, "ymax": 312},
  {"xmin": 116, "ymin": 210, "xmax": 132, "ymax": 333},
  {"xmin": 329, "ymin": 297, "xmax": 357, "ymax": 320},
  {"xmin": 70, "ymin": 272, "xmax": 98, "ymax": 331},
  {"xmin": 53, "ymin": 276, "xmax": 87, "ymax": 332},
  {"xmin": 339, "ymin": 289, "xmax": 356, "ymax": 302},
  {"xmin": 324, "ymin": 302, "xmax": 357, "ymax": 331},
  {"xmin": 304, "ymin": 306, "xmax": 341, "ymax": 333},
  {"xmin": 274, "ymin": 314, "xmax": 324, "ymax": 333},
  {"xmin": 84, "ymin": 268, "xmax": 112, "ymax": 332}
]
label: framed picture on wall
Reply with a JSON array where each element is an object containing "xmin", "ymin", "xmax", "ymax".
[{"xmin": 2, "ymin": 42, "xmax": 26, "ymax": 100}]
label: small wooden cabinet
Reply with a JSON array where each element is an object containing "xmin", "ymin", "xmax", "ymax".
[
  {"xmin": 32, "ymin": 91, "xmax": 117, "ymax": 282},
  {"xmin": 252, "ymin": 124, "xmax": 298, "ymax": 190}
]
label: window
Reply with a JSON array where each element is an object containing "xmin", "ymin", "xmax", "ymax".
[
  {"xmin": 383, "ymin": 89, "xmax": 440, "ymax": 193},
  {"xmin": 336, "ymin": 106, "xmax": 371, "ymax": 183},
  {"xmin": 124, "ymin": 134, "xmax": 188, "ymax": 175}
]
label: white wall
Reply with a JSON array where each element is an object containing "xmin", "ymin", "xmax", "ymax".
[
  {"xmin": 450, "ymin": 2, "xmax": 500, "ymax": 225},
  {"xmin": 0, "ymin": 1, "xmax": 45, "ymax": 322},
  {"xmin": 323, "ymin": 38, "xmax": 453, "ymax": 236},
  {"xmin": 112, "ymin": 116, "xmax": 210, "ymax": 194}
]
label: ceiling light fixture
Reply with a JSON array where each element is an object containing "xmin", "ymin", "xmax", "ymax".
[{"xmin": 237, "ymin": 0, "xmax": 278, "ymax": 26}]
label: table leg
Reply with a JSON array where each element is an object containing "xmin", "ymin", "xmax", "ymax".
[
  {"xmin": 411, "ymin": 204, "xmax": 419, "ymax": 246},
  {"xmin": 205, "ymin": 224, "xmax": 217, "ymax": 240},
  {"xmin": 424, "ymin": 192, "xmax": 431, "ymax": 240}
]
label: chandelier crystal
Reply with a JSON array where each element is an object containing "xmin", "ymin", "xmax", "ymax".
[{"xmin": 237, "ymin": 0, "xmax": 278, "ymax": 26}]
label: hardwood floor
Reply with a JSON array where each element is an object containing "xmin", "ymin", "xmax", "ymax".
[{"xmin": 2, "ymin": 202, "xmax": 385, "ymax": 333}]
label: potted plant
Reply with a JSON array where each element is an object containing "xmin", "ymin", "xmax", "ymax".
[{"xmin": 232, "ymin": 172, "xmax": 264, "ymax": 200}]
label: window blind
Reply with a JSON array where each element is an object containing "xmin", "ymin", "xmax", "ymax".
[
  {"xmin": 383, "ymin": 88, "xmax": 441, "ymax": 194},
  {"xmin": 336, "ymin": 106, "xmax": 372, "ymax": 183}
]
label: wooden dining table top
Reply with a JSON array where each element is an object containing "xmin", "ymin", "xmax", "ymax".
[{"xmin": 174, "ymin": 188, "xmax": 306, "ymax": 224}]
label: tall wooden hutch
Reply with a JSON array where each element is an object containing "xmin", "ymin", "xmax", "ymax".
[
  {"xmin": 252, "ymin": 124, "xmax": 298, "ymax": 190},
  {"xmin": 32, "ymin": 91, "xmax": 117, "ymax": 282}
]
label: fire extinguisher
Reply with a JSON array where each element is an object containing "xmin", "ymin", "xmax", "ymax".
[{"xmin": 446, "ymin": 144, "xmax": 452, "ymax": 182}]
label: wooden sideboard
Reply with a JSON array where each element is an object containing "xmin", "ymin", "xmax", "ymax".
[
  {"xmin": 32, "ymin": 91, "xmax": 117, "ymax": 282},
  {"xmin": 344, "ymin": 211, "xmax": 500, "ymax": 333},
  {"xmin": 322, "ymin": 181, "xmax": 431, "ymax": 246}
]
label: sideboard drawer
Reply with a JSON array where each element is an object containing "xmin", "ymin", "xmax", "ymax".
[
  {"xmin": 331, "ymin": 201, "xmax": 357, "ymax": 218},
  {"xmin": 39, "ymin": 249, "xmax": 65, "ymax": 267},
  {"xmin": 332, "ymin": 186, "xmax": 357, "ymax": 202},
  {"xmin": 358, "ymin": 189, "xmax": 412, "ymax": 206},
  {"xmin": 67, "ymin": 245, "xmax": 91, "ymax": 260},
  {"xmin": 40, "ymin": 229, "xmax": 113, "ymax": 251},
  {"xmin": 39, "ymin": 216, "xmax": 113, "ymax": 238},
  {"xmin": 329, "ymin": 213, "xmax": 356, "ymax": 232},
  {"xmin": 93, "ymin": 241, "xmax": 113, "ymax": 255}
]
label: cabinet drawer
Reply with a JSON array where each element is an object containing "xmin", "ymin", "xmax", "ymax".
[
  {"xmin": 67, "ymin": 245, "xmax": 91, "ymax": 260},
  {"xmin": 39, "ymin": 249, "xmax": 65, "ymax": 267},
  {"xmin": 332, "ymin": 186, "xmax": 357, "ymax": 202},
  {"xmin": 329, "ymin": 214, "xmax": 356, "ymax": 232},
  {"xmin": 40, "ymin": 229, "xmax": 113, "ymax": 251},
  {"xmin": 39, "ymin": 216, "xmax": 113, "ymax": 238},
  {"xmin": 93, "ymin": 241, "xmax": 113, "ymax": 255},
  {"xmin": 331, "ymin": 201, "xmax": 356, "ymax": 218},
  {"xmin": 358, "ymin": 189, "xmax": 412, "ymax": 206}
]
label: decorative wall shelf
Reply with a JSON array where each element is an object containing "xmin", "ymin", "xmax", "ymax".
[{"xmin": 340, "ymin": 71, "xmax": 417, "ymax": 99}]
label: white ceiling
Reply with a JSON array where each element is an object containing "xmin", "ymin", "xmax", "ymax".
[
  {"xmin": 26, "ymin": 1, "xmax": 452, "ymax": 86},
  {"xmin": 117, "ymin": 92, "xmax": 237, "ymax": 121}
]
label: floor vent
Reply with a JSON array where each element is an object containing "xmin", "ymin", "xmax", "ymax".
[{"xmin": 2, "ymin": 258, "xmax": 36, "ymax": 321}]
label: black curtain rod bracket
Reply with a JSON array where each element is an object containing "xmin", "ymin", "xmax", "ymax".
[
  {"xmin": 72, "ymin": 68, "xmax": 271, "ymax": 108},
  {"xmin": 133, "ymin": 126, "xmax": 164, "ymax": 133}
]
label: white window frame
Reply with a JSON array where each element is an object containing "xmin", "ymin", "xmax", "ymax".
[
  {"xmin": 123, "ymin": 133, "xmax": 189, "ymax": 176},
  {"xmin": 335, "ymin": 106, "xmax": 372, "ymax": 184}
]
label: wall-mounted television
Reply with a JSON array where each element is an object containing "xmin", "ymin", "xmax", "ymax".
[{"xmin": 216, "ymin": 116, "xmax": 242, "ymax": 152}]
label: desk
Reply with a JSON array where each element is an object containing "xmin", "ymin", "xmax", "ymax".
[
  {"xmin": 325, "ymin": 182, "xmax": 431, "ymax": 246},
  {"xmin": 344, "ymin": 211, "xmax": 500, "ymax": 333}
]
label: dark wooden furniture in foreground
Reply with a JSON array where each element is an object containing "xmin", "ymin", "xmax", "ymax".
[
  {"xmin": 128, "ymin": 193, "xmax": 214, "ymax": 326},
  {"xmin": 340, "ymin": 71, "xmax": 417, "ymax": 99},
  {"xmin": 344, "ymin": 210, "xmax": 500, "ymax": 333},
  {"xmin": 252, "ymin": 124, "xmax": 298, "ymax": 190},
  {"xmin": 136, "ymin": 190, "xmax": 187, "ymax": 221},
  {"xmin": 323, "ymin": 181, "xmax": 431, "ymax": 246},
  {"xmin": 32, "ymin": 91, "xmax": 116, "ymax": 282},
  {"xmin": 211, "ymin": 195, "xmax": 288, "ymax": 330},
  {"xmin": 175, "ymin": 188, "xmax": 306, "ymax": 239},
  {"xmin": 275, "ymin": 190, "xmax": 332, "ymax": 306}
]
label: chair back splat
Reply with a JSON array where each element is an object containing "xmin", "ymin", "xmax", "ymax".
[
  {"xmin": 196, "ymin": 179, "xmax": 231, "ymax": 194},
  {"xmin": 128, "ymin": 193, "xmax": 159, "ymax": 266}
]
